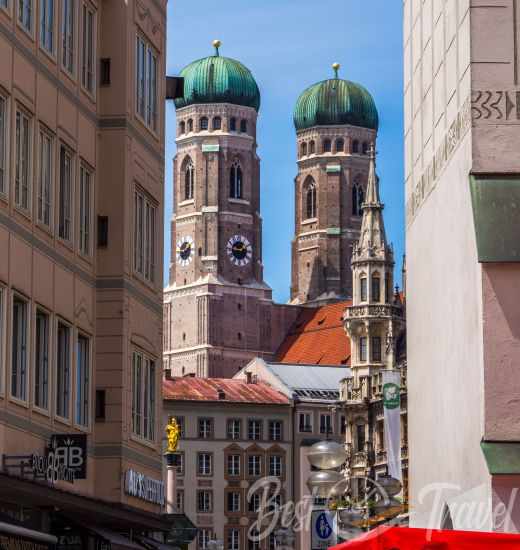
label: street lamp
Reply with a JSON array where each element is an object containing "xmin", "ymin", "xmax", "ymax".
[{"xmin": 306, "ymin": 440, "xmax": 348, "ymax": 498}]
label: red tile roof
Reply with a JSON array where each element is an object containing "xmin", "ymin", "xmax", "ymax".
[
  {"xmin": 276, "ymin": 301, "xmax": 351, "ymax": 366},
  {"xmin": 163, "ymin": 376, "xmax": 290, "ymax": 405}
]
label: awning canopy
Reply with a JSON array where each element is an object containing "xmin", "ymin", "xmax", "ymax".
[{"xmin": 329, "ymin": 526, "xmax": 520, "ymax": 549}]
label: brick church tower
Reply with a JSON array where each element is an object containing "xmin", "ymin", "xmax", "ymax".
[
  {"xmin": 164, "ymin": 41, "xmax": 299, "ymax": 378},
  {"xmin": 290, "ymin": 64, "xmax": 380, "ymax": 305}
]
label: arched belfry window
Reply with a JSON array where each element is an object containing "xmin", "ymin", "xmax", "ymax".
[
  {"xmin": 352, "ymin": 176, "xmax": 364, "ymax": 216},
  {"xmin": 179, "ymin": 121, "xmax": 185, "ymax": 135},
  {"xmin": 187, "ymin": 119, "xmax": 193, "ymax": 132},
  {"xmin": 335, "ymin": 138, "xmax": 344, "ymax": 153},
  {"xmin": 352, "ymin": 140, "xmax": 359, "ymax": 154},
  {"xmin": 230, "ymin": 117, "xmax": 237, "ymax": 131},
  {"xmin": 301, "ymin": 142, "xmax": 307, "ymax": 157},
  {"xmin": 200, "ymin": 117, "xmax": 208, "ymax": 131},
  {"xmin": 184, "ymin": 157, "xmax": 195, "ymax": 200},
  {"xmin": 362, "ymin": 141, "xmax": 369, "ymax": 155},
  {"xmin": 304, "ymin": 177, "xmax": 317, "ymax": 220},
  {"xmin": 212, "ymin": 116, "xmax": 222, "ymax": 130},
  {"xmin": 230, "ymin": 160, "xmax": 243, "ymax": 199},
  {"xmin": 240, "ymin": 119, "xmax": 247, "ymax": 133},
  {"xmin": 323, "ymin": 139, "xmax": 332, "ymax": 153}
]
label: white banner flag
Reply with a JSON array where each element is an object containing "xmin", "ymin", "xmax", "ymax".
[{"xmin": 382, "ymin": 370, "xmax": 402, "ymax": 481}]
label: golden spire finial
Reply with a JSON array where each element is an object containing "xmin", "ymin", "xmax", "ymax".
[
  {"xmin": 213, "ymin": 39, "xmax": 222, "ymax": 56},
  {"xmin": 332, "ymin": 62, "xmax": 341, "ymax": 79}
]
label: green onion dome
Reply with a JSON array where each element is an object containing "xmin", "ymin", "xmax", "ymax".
[
  {"xmin": 175, "ymin": 40, "xmax": 261, "ymax": 112},
  {"xmin": 294, "ymin": 63, "xmax": 378, "ymax": 131}
]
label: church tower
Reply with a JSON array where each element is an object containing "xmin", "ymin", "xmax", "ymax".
[
  {"xmin": 290, "ymin": 64, "xmax": 379, "ymax": 305},
  {"xmin": 164, "ymin": 41, "xmax": 298, "ymax": 378}
]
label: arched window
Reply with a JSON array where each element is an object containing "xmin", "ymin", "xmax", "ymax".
[
  {"xmin": 200, "ymin": 117, "xmax": 208, "ymax": 131},
  {"xmin": 187, "ymin": 119, "xmax": 193, "ymax": 132},
  {"xmin": 358, "ymin": 186, "xmax": 364, "ymax": 212},
  {"xmin": 230, "ymin": 117, "xmax": 237, "ymax": 131},
  {"xmin": 352, "ymin": 185, "xmax": 359, "ymax": 216},
  {"xmin": 335, "ymin": 138, "xmax": 344, "ymax": 153},
  {"xmin": 360, "ymin": 276, "xmax": 368, "ymax": 302},
  {"xmin": 212, "ymin": 116, "xmax": 222, "ymax": 130},
  {"xmin": 229, "ymin": 160, "xmax": 243, "ymax": 199},
  {"xmin": 184, "ymin": 158, "xmax": 195, "ymax": 200},
  {"xmin": 300, "ymin": 142, "xmax": 307, "ymax": 157},
  {"xmin": 362, "ymin": 141, "xmax": 369, "ymax": 154},
  {"xmin": 304, "ymin": 177, "xmax": 317, "ymax": 219},
  {"xmin": 323, "ymin": 139, "xmax": 332, "ymax": 153},
  {"xmin": 179, "ymin": 121, "xmax": 185, "ymax": 134},
  {"xmin": 371, "ymin": 274, "xmax": 381, "ymax": 301},
  {"xmin": 240, "ymin": 119, "xmax": 247, "ymax": 133},
  {"xmin": 309, "ymin": 140, "xmax": 315, "ymax": 154},
  {"xmin": 352, "ymin": 177, "xmax": 364, "ymax": 216},
  {"xmin": 352, "ymin": 140, "xmax": 359, "ymax": 154}
]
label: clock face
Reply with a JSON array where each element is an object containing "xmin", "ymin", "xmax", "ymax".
[
  {"xmin": 227, "ymin": 235, "xmax": 253, "ymax": 267},
  {"xmin": 176, "ymin": 236, "xmax": 194, "ymax": 267}
]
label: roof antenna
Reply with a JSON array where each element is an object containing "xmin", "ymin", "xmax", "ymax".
[
  {"xmin": 332, "ymin": 62, "xmax": 340, "ymax": 79},
  {"xmin": 212, "ymin": 39, "xmax": 221, "ymax": 57}
]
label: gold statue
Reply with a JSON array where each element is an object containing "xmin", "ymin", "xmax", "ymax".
[{"xmin": 165, "ymin": 417, "xmax": 181, "ymax": 453}]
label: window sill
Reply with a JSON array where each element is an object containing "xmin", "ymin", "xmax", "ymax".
[
  {"xmin": 129, "ymin": 433, "xmax": 157, "ymax": 449},
  {"xmin": 228, "ymin": 198, "xmax": 249, "ymax": 205},
  {"xmin": 39, "ymin": 45, "xmax": 56, "ymax": 64},
  {"xmin": 301, "ymin": 217, "xmax": 317, "ymax": 226},
  {"xmin": 14, "ymin": 205, "xmax": 32, "ymax": 223},
  {"xmin": 32, "ymin": 405, "xmax": 51, "ymax": 418},
  {"xmin": 57, "ymin": 236, "xmax": 74, "ymax": 253},
  {"xmin": 8, "ymin": 395, "xmax": 29, "ymax": 409},
  {"xmin": 16, "ymin": 22, "xmax": 34, "ymax": 41},
  {"xmin": 178, "ymin": 199, "xmax": 195, "ymax": 207},
  {"xmin": 55, "ymin": 414, "xmax": 72, "ymax": 427},
  {"xmin": 35, "ymin": 221, "xmax": 53, "ymax": 238}
]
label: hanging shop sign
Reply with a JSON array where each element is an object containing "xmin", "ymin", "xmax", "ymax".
[
  {"xmin": 3, "ymin": 433, "xmax": 88, "ymax": 484},
  {"xmin": 124, "ymin": 469, "xmax": 165, "ymax": 505},
  {"xmin": 31, "ymin": 434, "xmax": 87, "ymax": 484}
]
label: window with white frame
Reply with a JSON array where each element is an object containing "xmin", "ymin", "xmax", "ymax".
[
  {"xmin": 15, "ymin": 109, "xmax": 31, "ymax": 210},
  {"xmin": 58, "ymin": 145, "xmax": 73, "ymax": 241},
  {"xmin": 197, "ymin": 452, "xmax": 212, "ymax": 476},
  {"xmin": 76, "ymin": 333, "xmax": 90, "ymax": 426},
  {"xmin": 11, "ymin": 296, "xmax": 28, "ymax": 401},
  {"xmin": 319, "ymin": 413, "xmax": 332, "ymax": 435},
  {"xmin": 131, "ymin": 350, "xmax": 155, "ymax": 441},
  {"xmin": 227, "ymin": 491, "xmax": 240, "ymax": 513},
  {"xmin": 38, "ymin": 130, "xmax": 52, "ymax": 227},
  {"xmin": 227, "ymin": 418, "xmax": 241, "ymax": 440},
  {"xmin": 62, "ymin": 0, "xmax": 75, "ymax": 73},
  {"xmin": 227, "ymin": 529, "xmax": 240, "ymax": 550},
  {"xmin": 227, "ymin": 454, "xmax": 240, "ymax": 476},
  {"xmin": 40, "ymin": 0, "xmax": 54, "ymax": 53},
  {"xmin": 18, "ymin": 0, "xmax": 33, "ymax": 32},
  {"xmin": 56, "ymin": 321, "xmax": 71, "ymax": 418},
  {"xmin": 247, "ymin": 455, "xmax": 261, "ymax": 477},
  {"xmin": 248, "ymin": 492, "xmax": 260, "ymax": 513},
  {"xmin": 34, "ymin": 309, "xmax": 49, "ymax": 410},
  {"xmin": 136, "ymin": 36, "xmax": 158, "ymax": 131},
  {"xmin": 269, "ymin": 455, "xmax": 282, "ymax": 477},
  {"xmin": 0, "ymin": 95, "xmax": 6, "ymax": 195},
  {"xmin": 176, "ymin": 490, "xmax": 184, "ymax": 513},
  {"xmin": 268, "ymin": 420, "xmax": 282, "ymax": 441},
  {"xmin": 197, "ymin": 529, "xmax": 212, "ymax": 550},
  {"xmin": 198, "ymin": 417, "xmax": 213, "ymax": 439},
  {"xmin": 134, "ymin": 189, "xmax": 156, "ymax": 282},
  {"xmin": 79, "ymin": 165, "xmax": 91, "ymax": 255},
  {"xmin": 197, "ymin": 490, "xmax": 212, "ymax": 512},
  {"xmin": 298, "ymin": 412, "xmax": 312, "ymax": 433},
  {"xmin": 248, "ymin": 419, "xmax": 261, "ymax": 441},
  {"xmin": 81, "ymin": 4, "xmax": 95, "ymax": 92}
]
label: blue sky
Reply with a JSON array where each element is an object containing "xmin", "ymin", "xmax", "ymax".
[{"xmin": 164, "ymin": 1, "xmax": 404, "ymax": 303}]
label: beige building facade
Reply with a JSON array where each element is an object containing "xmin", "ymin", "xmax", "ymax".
[
  {"xmin": 405, "ymin": 0, "xmax": 520, "ymax": 531},
  {"xmin": 0, "ymin": 0, "xmax": 178, "ymax": 543}
]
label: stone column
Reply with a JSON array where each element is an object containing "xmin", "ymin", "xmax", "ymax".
[{"xmin": 165, "ymin": 453, "xmax": 178, "ymax": 514}]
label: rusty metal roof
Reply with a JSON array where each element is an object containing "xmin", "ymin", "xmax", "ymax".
[{"xmin": 163, "ymin": 376, "xmax": 290, "ymax": 405}]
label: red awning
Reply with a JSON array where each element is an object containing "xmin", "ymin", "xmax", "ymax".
[{"xmin": 329, "ymin": 526, "xmax": 520, "ymax": 549}]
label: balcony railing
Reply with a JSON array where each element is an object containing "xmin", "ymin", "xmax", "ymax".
[{"xmin": 345, "ymin": 304, "xmax": 404, "ymax": 320}]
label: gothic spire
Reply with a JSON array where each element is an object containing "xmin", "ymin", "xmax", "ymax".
[{"xmin": 352, "ymin": 145, "xmax": 393, "ymax": 264}]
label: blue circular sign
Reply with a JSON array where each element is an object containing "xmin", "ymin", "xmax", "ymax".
[{"xmin": 315, "ymin": 512, "xmax": 333, "ymax": 539}]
